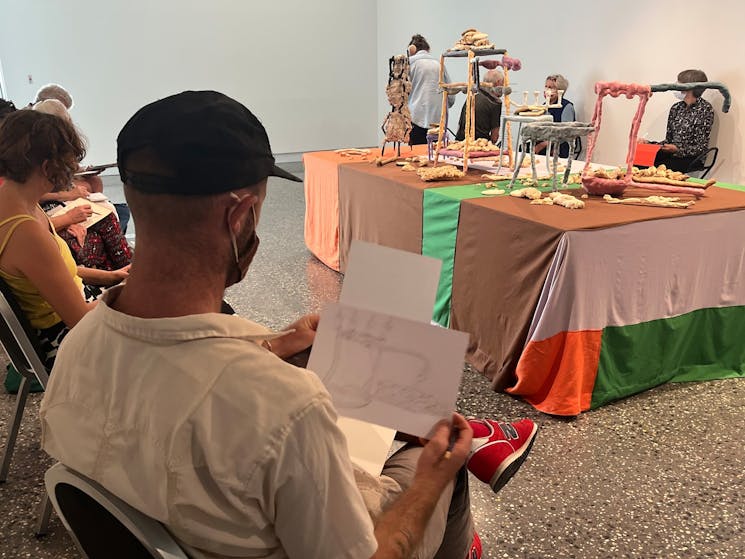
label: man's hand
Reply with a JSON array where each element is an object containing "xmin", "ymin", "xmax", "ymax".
[
  {"xmin": 415, "ymin": 413, "xmax": 473, "ymax": 490},
  {"xmin": 67, "ymin": 223, "xmax": 87, "ymax": 246},
  {"xmin": 65, "ymin": 204, "xmax": 93, "ymax": 224},
  {"xmin": 660, "ymin": 143, "xmax": 678, "ymax": 153},
  {"xmin": 270, "ymin": 313, "xmax": 320, "ymax": 359},
  {"xmin": 369, "ymin": 414, "xmax": 473, "ymax": 558}
]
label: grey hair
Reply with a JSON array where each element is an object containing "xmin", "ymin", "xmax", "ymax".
[
  {"xmin": 546, "ymin": 74, "xmax": 569, "ymax": 92},
  {"xmin": 33, "ymin": 99, "xmax": 72, "ymax": 121},
  {"xmin": 484, "ymin": 69, "xmax": 504, "ymax": 86},
  {"xmin": 34, "ymin": 83, "xmax": 73, "ymax": 109}
]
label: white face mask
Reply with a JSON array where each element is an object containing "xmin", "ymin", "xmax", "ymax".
[{"xmin": 673, "ymin": 90, "xmax": 686, "ymax": 101}]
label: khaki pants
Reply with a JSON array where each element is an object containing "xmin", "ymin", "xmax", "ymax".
[{"xmin": 381, "ymin": 445, "xmax": 474, "ymax": 559}]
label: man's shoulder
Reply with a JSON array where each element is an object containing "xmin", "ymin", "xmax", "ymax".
[
  {"xmin": 410, "ymin": 52, "xmax": 437, "ymax": 67},
  {"xmin": 476, "ymin": 94, "xmax": 501, "ymax": 111}
]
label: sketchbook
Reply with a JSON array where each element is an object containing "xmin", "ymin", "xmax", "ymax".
[
  {"xmin": 310, "ymin": 241, "xmax": 466, "ymax": 476},
  {"xmin": 74, "ymin": 163, "xmax": 117, "ymax": 177},
  {"xmin": 47, "ymin": 197, "xmax": 113, "ymax": 228}
]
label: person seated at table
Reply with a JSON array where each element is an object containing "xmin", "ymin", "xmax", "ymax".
[
  {"xmin": 534, "ymin": 74, "xmax": 576, "ymax": 158},
  {"xmin": 40, "ymin": 90, "xmax": 539, "ymax": 559},
  {"xmin": 455, "ymin": 69, "xmax": 504, "ymax": 143},
  {"xmin": 408, "ymin": 34, "xmax": 455, "ymax": 145},
  {"xmin": 0, "ymin": 110, "xmax": 127, "ymax": 371},
  {"xmin": 646, "ymin": 69, "xmax": 714, "ymax": 173}
]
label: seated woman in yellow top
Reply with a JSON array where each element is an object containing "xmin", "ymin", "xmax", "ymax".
[{"xmin": 0, "ymin": 110, "xmax": 123, "ymax": 368}]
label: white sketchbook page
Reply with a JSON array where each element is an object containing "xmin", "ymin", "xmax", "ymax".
[
  {"xmin": 337, "ymin": 416, "xmax": 396, "ymax": 477},
  {"xmin": 308, "ymin": 302, "xmax": 468, "ymax": 439},
  {"xmin": 340, "ymin": 240, "xmax": 442, "ymax": 324},
  {"xmin": 47, "ymin": 197, "xmax": 112, "ymax": 228}
]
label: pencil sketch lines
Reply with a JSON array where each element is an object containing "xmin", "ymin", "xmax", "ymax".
[{"xmin": 321, "ymin": 306, "xmax": 452, "ymax": 416}]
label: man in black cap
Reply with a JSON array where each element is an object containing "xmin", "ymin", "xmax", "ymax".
[{"xmin": 40, "ymin": 91, "xmax": 488, "ymax": 559}]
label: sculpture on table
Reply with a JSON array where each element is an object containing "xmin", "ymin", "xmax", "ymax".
[
  {"xmin": 381, "ymin": 54, "xmax": 412, "ymax": 156},
  {"xmin": 432, "ymin": 29, "xmax": 521, "ymax": 173},
  {"xmin": 507, "ymin": 121, "xmax": 594, "ymax": 191},
  {"xmin": 581, "ymin": 80, "xmax": 730, "ymax": 197},
  {"xmin": 512, "ymin": 88, "xmax": 565, "ymax": 117}
]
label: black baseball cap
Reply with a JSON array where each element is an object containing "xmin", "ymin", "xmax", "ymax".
[{"xmin": 117, "ymin": 90, "xmax": 301, "ymax": 195}]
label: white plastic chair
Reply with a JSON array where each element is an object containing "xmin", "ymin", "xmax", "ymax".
[
  {"xmin": 0, "ymin": 278, "xmax": 49, "ymax": 482},
  {"xmin": 43, "ymin": 463, "xmax": 189, "ymax": 558}
]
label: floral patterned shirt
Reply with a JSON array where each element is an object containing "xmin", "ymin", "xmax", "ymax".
[{"xmin": 665, "ymin": 97, "xmax": 714, "ymax": 158}]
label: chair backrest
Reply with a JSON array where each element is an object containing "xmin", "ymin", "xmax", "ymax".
[
  {"xmin": 45, "ymin": 463, "xmax": 190, "ymax": 559},
  {"xmin": 686, "ymin": 146, "xmax": 718, "ymax": 179},
  {"xmin": 0, "ymin": 277, "xmax": 49, "ymax": 387}
]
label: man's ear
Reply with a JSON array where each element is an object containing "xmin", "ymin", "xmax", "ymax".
[{"xmin": 228, "ymin": 192, "xmax": 259, "ymax": 235}]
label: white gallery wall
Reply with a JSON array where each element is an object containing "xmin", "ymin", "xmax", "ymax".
[
  {"xmin": 378, "ymin": 0, "xmax": 745, "ymax": 183},
  {"xmin": 1, "ymin": 1, "xmax": 743, "ymax": 182},
  {"xmin": 0, "ymin": 0, "xmax": 378, "ymax": 165}
]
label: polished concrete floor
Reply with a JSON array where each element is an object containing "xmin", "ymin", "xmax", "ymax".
[{"xmin": 0, "ymin": 172, "xmax": 743, "ymax": 558}]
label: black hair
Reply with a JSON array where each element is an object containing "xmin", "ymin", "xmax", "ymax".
[
  {"xmin": 409, "ymin": 34, "xmax": 430, "ymax": 52},
  {"xmin": 0, "ymin": 98, "xmax": 17, "ymax": 121}
]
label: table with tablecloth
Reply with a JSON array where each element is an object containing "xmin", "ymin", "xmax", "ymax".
[
  {"xmin": 302, "ymin": 145, "xmax": 428, "ymax": 272},
  {"xmin": 304, "ymin": 153, "xmax": 745, "ymax": 415}
]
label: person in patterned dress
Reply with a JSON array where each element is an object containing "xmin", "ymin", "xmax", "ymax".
[{"xmin": 652, "ymin": 69, "xmax": 715, "ymax": 172}]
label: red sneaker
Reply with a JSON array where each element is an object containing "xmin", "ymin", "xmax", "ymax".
[
  {"xmin": 466, "ymin": 419, "xmax": 537, "ymax": 492},
  {"xmin": 466, "ymin": 531, "xmax": 482, "ymax": 559}
]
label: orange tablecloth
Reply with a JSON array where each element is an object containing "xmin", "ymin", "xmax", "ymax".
[{"xmin": 303, "ymin": 145, "xmax": 428, "ymax": 271}]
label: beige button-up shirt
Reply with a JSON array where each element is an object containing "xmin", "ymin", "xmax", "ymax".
[{"xmin": 40, "ymin": 287, "xmax": 378, "ymax": 559}]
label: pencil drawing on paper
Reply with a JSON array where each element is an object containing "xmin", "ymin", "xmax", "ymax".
[{"xmin": 321, "ymin": 306, "xmax": 451, "ymax": 416}]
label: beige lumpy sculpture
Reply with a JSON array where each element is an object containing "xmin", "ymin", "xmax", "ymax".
[{"xmin": 381, "ymin": 54, "xmax": 413, "ymax": 155}]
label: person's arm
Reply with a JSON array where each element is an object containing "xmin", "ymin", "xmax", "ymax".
[
  {"xmin": 49, "ymin": 205, "xmax": 93, "ymax": 231},
  {"xmin": 561, "ymin": 103, "xmax": 575, "ymax": 123},
  {"xmin": 80, "ymin": 175, "xmax": 104, "ymax": 194},
  {"xmin": 455, "ymin": 102, "xmax": 468, "ymax": 141},
  {"xmin": 7, "ymin": 221, "xmax": 92, "ymax": 327},
  {"xmin": 270, "ymin": 391, "xmax": 472, "ymax": 559},
  {"xmin": 269, "ymin": 313, "xmax": 319, "ymax": 359},
  {"xmin": 370, "ymin": 414, "xmax": 473, "ymax": 559},
  {"xmin": 40, "ymin": 182, "xmax": 90, "ymax": 203},
  {"xmin": 490, "ymin": 102, "xmax": 502, "ymax": 144},
  {"xmin": 66, "ymin": 224, "xmax": 87, "ymax": 247},
  {"xmin": 534, "ymin": 141, "xmax": 548, "ymax": 154},
  {"xmin": 76, "ymin": 265, "xmax": 130, "ymax": 287},
  {"xmin": 664, "ymin": 105, "xmax": 676, "ymax": 145},
  {"xmin": 443, "ymin": 67, "xmax": 456, "ymax": 108}
]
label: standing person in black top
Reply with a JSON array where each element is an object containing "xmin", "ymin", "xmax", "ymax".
[
  {"xmin": 455, "ymin": 69, "xmax": 504, "ymax": 143},
  {"xmin": 649, "ymin": 69, "xmax": 714, "ymax": 172}
]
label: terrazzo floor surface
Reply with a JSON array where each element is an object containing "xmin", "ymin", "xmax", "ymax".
[{"xmin": 0, "ymin": 172, "xmax": 743, "ymax": 558}]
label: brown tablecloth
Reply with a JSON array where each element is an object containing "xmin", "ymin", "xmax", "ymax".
[
  {"xmin": 303, "ymin": 146, "xmax": 428, "ymax": 272},
  {"xmin": 337, "ymin": 163, "xmax": 486, "ymax": 271},
  {"xmin": 450, "ymin": 186, "xmax": 745, "ymax": 389}
]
